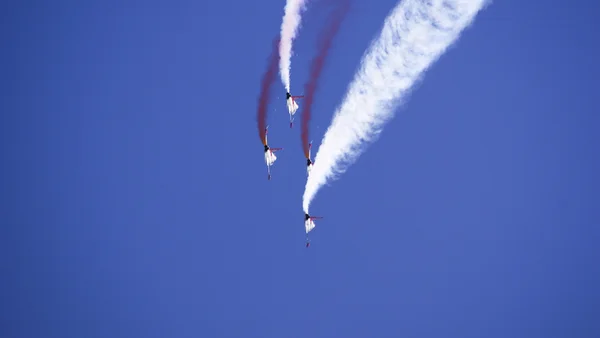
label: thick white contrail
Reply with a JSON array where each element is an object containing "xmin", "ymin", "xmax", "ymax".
[
  {"xmin": 303, "ymin": 0, "xmax": 489, "ymax": 213},
  {"xmin": 279, "ymin": 0, "xmax": 309, "ymax": 93}
]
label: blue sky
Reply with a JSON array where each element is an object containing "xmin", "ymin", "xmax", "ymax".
[{"xmin": 2, "ymin": 0, "xmax": 599, "ymax": 337}]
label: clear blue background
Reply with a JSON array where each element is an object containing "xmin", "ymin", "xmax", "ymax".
[{"xmin": 2, "ymin": 0, "xmax": 599, "ymax": 337}]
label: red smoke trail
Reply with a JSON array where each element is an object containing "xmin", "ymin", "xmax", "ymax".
[
  {"xmin": 257, "ymin": 38, "xmax": 281, "ymax": 145},
  {"xmin": 301, "ymin": 0, "xmax": 350, "ymax": 158}
]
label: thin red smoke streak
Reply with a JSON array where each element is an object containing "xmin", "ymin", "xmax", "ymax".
[
  {"xmin": 257, "ymin": 38, "xmax": 281, "ymax": 145},
  {"xmin": 301, "ymin": 0, "xmax": 350, "ymax": 158}
]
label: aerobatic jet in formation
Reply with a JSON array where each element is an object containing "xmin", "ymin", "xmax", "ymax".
[
  {"xmin": 306, "ymin": 142, "xmax": 313, "ymax": 177},
  {"xmin": 286, "ymin": 92, "xmax": 304, "ymax": 128},
  {"xmin": 262, "ymin": 126, "xmax": 282, "ymax": 180},
  {"xmin": 304, "ymin": 213, "xmax": 323, "ymax": 247}
]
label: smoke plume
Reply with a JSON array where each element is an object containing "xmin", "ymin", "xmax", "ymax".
[
  {"xmin": 301, "ymin": 0, "xmax": 350, "ymax": 158},
  {"xmin": 279, "ymin": 0, "xmax": 309, "ymax": 93},
  {"xmin": 303, "ymin": 0, "xmax": 489, "ymax": 213},
  {"xmin": 257, "ymin": 38, "xmax": 281, "ymax": 144}
]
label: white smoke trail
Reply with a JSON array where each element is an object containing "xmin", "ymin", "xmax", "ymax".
[
  {"xmin": 303, "ymin": 0, "xmax": 489, "ymax": 213},
  {"xmin": 279, "ymin": 0, "xmax": 309, "ymax": 93}
]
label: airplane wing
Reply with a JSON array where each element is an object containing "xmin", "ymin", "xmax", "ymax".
[
  {"xmin": 305, "ymin": 219, "xmax": 316, "ymax": 233},
  {"xmin": 287, "ymin": 99, "xmax": 299, "ymax": 115}
]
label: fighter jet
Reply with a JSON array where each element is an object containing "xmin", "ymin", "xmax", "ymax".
[
  {"xmin": 304, "ymin": 212, "xmax": 323, "ymax": 247},
  {"xmin": 262, "ymin": 126, "xmax": 282, "ymax": 180},
  {"xmin": 286, "ymin": 92, "xmax": 304, "ymax": 128},
  {"xmin": 306, "ymin": 142, "xmax": 313, "ymax": 177}
]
